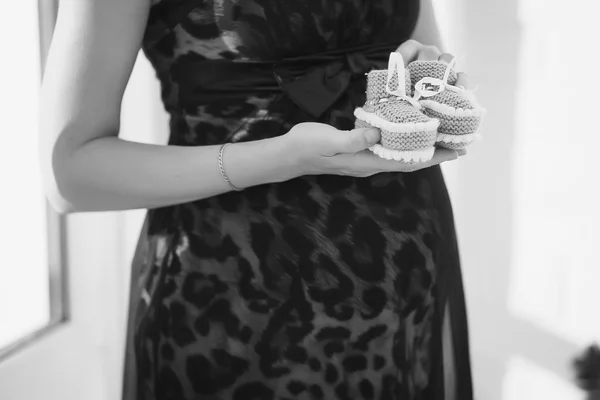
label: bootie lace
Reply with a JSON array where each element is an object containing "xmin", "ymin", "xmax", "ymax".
[
  {"xmin": 383, "ymin": 52, "xmax": 422, "ymax": 109},
  {"xmin": 411, "ymin": 57, "xmax": 477, "ymax": 102}
]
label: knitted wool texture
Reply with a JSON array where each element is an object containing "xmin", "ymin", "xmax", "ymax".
[
  {"xmin": 356, "ymin": 69, "xmax": 438, "ymax": 152},
  {"xmin": 364, "ymin": 68, "xmax": 411, "ymax": 103},
  {"xmin": 408, "ymin": 60, "xmax": 485, "ymax": 141},
  {"xmin": 426, "ymin": 90, "xmax": 473, "ymax": 111},
  {"xmin": 424, "ymin": 109, "xmax": 481, "ymax": 135},
  {"xmin": 408, "ymin": 60, "xmax": 458, "ymax": 87},
  {"xmin": 355, "ymin": 119, "xmax": 436, "ymax": 150}
]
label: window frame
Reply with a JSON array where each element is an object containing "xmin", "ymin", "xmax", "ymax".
[{"xmin": 0, "ymin": 0, "xmax": 68, "ymax": 362}]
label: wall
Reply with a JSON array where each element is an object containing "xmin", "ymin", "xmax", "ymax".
[{"xmin": 434, "ymin": 0, "xmax": 600, "ymax": 399}]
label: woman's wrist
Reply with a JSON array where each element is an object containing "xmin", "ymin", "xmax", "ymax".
[
  {"xmin": 222, "ymin": 134, "xmax": 300, "ymax": 189},
  {"xmin": 268, "ymin": 134, "xmax": 302, "ymax": 182}
]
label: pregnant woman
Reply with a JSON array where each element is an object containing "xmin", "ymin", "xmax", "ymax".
[{"xmin": 40, "ymin": 0, "xmax": 474, "ymax": 399}]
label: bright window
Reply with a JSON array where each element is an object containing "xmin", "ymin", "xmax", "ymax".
[{"xmin": 0, "ymin": 0, "xmax": 65, "ymax": 358}]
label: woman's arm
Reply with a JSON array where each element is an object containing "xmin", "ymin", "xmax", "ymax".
[
  {"xmin": 411, "ymin": 0, "xmax": 446, "ymax": 51},
  {"xmin": 39, "ymin": 0, "xmax": 294, "ymax": 214},
  {"xmin": 39, "ymin": 0, "xmax": 462, "ymax": 215}
]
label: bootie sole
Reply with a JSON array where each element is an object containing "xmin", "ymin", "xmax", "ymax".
[
  {"xmin": 419, "ymin": 100, "xmax": 486, "ymax": 150},
  {"xmin": 354, "ymin": 108, "xmax": 439, "ymax": 163}
]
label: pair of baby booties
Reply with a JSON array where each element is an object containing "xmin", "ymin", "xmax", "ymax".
[{"xmin": 354, "ymin": 52, "xmax": 486, "ymax": 163}]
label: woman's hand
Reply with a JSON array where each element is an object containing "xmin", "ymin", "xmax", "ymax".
[
  {"xmin": 282, "ymin": 122, "xmax": 463, "ymax": 177},
  {"xmin": 281, "ymin": 40, "xmax": 474, "ymax": 179},
  {"xmin": 395, "ymin": 39, "xmax": 473, "ymax": 90}
]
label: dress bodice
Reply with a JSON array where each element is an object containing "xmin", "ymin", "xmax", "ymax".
[{"xmin": 141, "ymin": 0, "xmax": 420, "ymax": 145}]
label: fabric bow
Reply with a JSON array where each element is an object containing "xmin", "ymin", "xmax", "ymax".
[
  {"xmin": 173, "ymin": 42, "xmax": 400, "ymax": 118},
  {"xmin": 273, "ymin": 50, "xmax": 377, "ymax": 118}
]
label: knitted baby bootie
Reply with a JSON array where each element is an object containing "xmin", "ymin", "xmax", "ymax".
[
  {"xmin": 354, "ymin": 52, "xmax": 440, "ymax": 163},
  {"xmin": 408, "ymin": 58, "xmax": 486, "ymax": 150}
]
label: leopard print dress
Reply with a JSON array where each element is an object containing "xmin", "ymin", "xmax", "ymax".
[{"xmin": 122, "ymin": 0, "xmax": 474, "ymax": 399}]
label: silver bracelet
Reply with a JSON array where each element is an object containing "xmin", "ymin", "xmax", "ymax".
[{"xmin": 218, "ymin": 143, "xmax": 243, "ymax": 191}]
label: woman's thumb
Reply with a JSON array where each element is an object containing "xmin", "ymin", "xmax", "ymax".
[{"xmin": 343, "ymin": 127, "xmax": 381, "ymax": 152}]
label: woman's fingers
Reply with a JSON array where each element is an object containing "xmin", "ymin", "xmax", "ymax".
[
  {"xmin": 396, "ymin": 40, "xmax": 459, "ymax": 65},
  {"xmin": 418, "ymin": 45, "xmax": 441, "ymax": 61},
  {"xmin": 435, "ymin": 54, "xmax": 472, "ymax": 91},
  {"xmin": 333, "ymin": 127, "xmax": 381, "ymax": 154},
  {"xmin": 455, "ymin": 72, "xmax": 471, "ymax": 90},
  {"xmin": 367, "ymin": 147, "xmax": 458, "ymax": 173},
  {"xmin": 456, "ymin": 148, "xmax": 468, "ymax": 157},
  {"xmin": 395, "ymin": 39, "xmax": 422, "ymax": 65},
  {"xmin": 330, "ymin": 147, "xmax": 459, "ymax": 176},
  {"xmin": 395, "ymin": 148, "xmax": 458, "ymax": 171},
  {"xmin": 438, "ymin": 53, "xmax": 455, "ymax": 64},
  {"xmin": 437, "ymin": 54, "xmax": 472, "ymax": 90},
  {"xmin": 396, "ymin": 41, "xmax": 442, "ymax": 64}
]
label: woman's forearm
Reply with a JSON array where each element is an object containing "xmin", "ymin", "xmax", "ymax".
[{"xmin": 49, "ymin": 135, "xmax": 295, "ymax": 214}]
